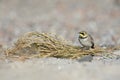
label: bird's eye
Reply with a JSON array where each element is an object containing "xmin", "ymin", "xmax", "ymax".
[{"xmin": 81, "ymin": 33, "xmax": 84, "ymax": 35}]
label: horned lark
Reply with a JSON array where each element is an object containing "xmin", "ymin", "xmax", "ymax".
[{"xmin": 78, "ymin": 31, "xmax": 94, "ymax": 50}]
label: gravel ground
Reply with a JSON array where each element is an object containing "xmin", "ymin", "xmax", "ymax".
[{"xmin": 0, "ymin": 0, "xmax": 120, "ymax": 80}]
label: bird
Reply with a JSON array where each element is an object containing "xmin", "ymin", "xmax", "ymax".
[{"xmin": 78, "ymin": 31, "xmax": 94, "ymax": 50}]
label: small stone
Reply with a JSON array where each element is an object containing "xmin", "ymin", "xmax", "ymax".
[{"xmin": 77, "ymin": 55, "xmax": 93, "ymax": 62}]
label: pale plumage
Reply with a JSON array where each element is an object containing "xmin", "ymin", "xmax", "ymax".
[{"xmin": 78, "ymin": 31, "xmax": 94, "ymax": 50}]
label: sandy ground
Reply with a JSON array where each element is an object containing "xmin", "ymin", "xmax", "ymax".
[
  {"xmin": 0, "ymin": 57, "xmax": 120, "ymax": 80},
  {"xmin": 0, "ymin": 0, "xmax": 120, "ymax": 80}
]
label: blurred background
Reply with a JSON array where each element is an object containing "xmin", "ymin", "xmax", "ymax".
[{"xmin": 0, "ymin": 0, "xmax": 120, "ymax": 47}]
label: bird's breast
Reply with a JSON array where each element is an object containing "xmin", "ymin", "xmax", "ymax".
[{"xmin": 79, "ymin": 38, "xmax": 92, "ymax": 47}]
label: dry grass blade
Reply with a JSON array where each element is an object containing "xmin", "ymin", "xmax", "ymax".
[{"xmin": 5, "ymin": 32, "xmax": 111, "ymax": 60}]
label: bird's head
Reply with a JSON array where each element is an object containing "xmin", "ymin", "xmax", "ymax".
[{"xmin": 79, "ymin": 31, "xmax": 88, "ymax": 39}]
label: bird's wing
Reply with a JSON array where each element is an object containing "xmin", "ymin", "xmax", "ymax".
[{"xmin": 89, "ymin": 34, "xmax": 94, "ymax": 48}]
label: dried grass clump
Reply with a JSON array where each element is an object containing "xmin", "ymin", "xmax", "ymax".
[{"xmin": 6, "ymin": 32, "xmax": 106, "ymax": 60}]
